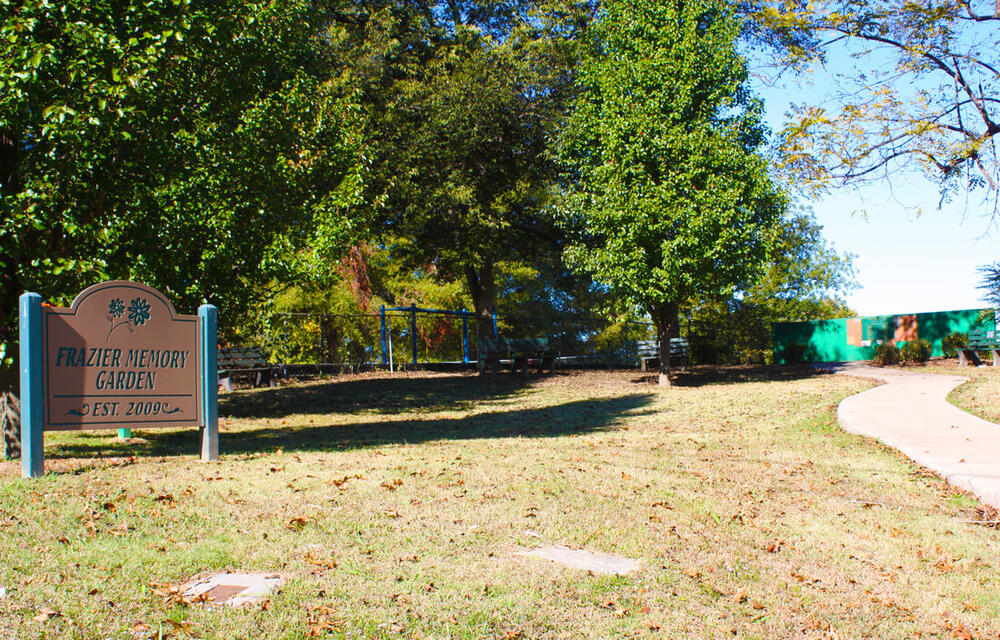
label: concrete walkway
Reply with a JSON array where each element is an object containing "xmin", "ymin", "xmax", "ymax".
[{"xmin": 819, "ymin": 363, "xmax": 1000, "ymax": 510}]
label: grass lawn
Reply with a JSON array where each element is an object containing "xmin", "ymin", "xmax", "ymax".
[{"xmin": 2, "ymin": 368, "xmax": 999, "ymax": 639}]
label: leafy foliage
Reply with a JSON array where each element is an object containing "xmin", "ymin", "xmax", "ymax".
[
  {"xmin": 333, "ymin": 1, "xmax": 594, "ymax": 335},
  {"xmin": 941, "ymin": 331, "xmax": 968, "ymax": 358},
  {"xmin": 0, "ymin": 0, "xmax": 364, "ymax": 362},
  {"xmin": 900, "ymin": 339, "xmax": 932, "ymax": 363},
  {"xmin": 559, "ymin": 0, "xmax": 787, "ymax": 383},
  {"xmin": 0, "ymin": 0, "xmax": 364, "ymax": 454},
  {"xmin": 873, "ymin": 342, "xmax": 902, "ymax": 366},
  {"xmin": 751, "ymin": 0, "xmax": 1000, "ymax": 208},
  {"xmin": 689, "ymin": 209, "xmax": 857, "ymax": 364},
  {"xmin": 978, "ymin": 263, "xmax": 1000, "ymax": 309}
]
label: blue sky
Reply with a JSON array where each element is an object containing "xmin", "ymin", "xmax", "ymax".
[{"xmin": 748, "ymin": 49, "xmax": 997, "ymax": 317}]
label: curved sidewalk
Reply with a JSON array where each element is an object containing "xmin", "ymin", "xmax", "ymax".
[{"xmin": 819, "ymin": 363, "xmax": 1000, "ymax": 510}]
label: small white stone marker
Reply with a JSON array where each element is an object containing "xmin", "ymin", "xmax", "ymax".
[
  {"xmin": 181, "ymin": 572, "xmax": 283, "ymax": 607},
  {"xmin": 517, "ymin": 545, "xmax": 639, "ymax": 575}
]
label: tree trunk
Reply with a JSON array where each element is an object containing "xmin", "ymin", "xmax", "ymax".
[
  {"xmin": 1, "ymin": 389, "xmax": 19, "ymax": 459},
  {"xmin": 2, "ymin": 129, "xmax": 24, "ymax": 457},
  {"xmin": 1, "ymin": 343, "xmax": 19, "ymax": 458},
  {"xmin": 465, "ymin": 260, "xmax": 497, "ymax": 341},
  {"xmin": 0, "ymin": 273, "xmax": 21, "ymax": 458},
  {"xmin": 651, "ymin": 302, "xmax": 679, "ymax": 388}
]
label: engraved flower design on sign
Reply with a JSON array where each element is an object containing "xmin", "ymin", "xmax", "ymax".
[
  {"xmin": 127, "ymin": 298, "xmax": 150, "ymax": 326},
  {"xmin": 105, "ymin": 297, "xmax": 152, "ymax": 341},
  {"xmin": 109, "ymin": 298, "xmax": 125, "ymax": 318}
]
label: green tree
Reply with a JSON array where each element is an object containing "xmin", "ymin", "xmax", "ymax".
[
  {"xmin": 978, "ymin": 262, "xmax": 1000, "ymax": 309},
  {"xmin": 559, "ymin": 0, "xmax": 787, "ymax": 386},
  {"xmin": 750, "ymin": 0, "xmax": 1000, "ymax": 209},
  {"xmin": 0, "ymin": 0, "xmax": 363, "ymax": 456},
  {"xmin": 689, "ymin": 210, "xmax": 857, "ymax": 363},
  {"xmin": 332, "ymin": 0, "xmax": 593, "ymax": 338}
]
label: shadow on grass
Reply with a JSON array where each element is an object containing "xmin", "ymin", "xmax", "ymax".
[
  {"xmin": 659, "ymin": 364, "xmax": 834, "ymax": 388},
  {"xmin": 45, "ymin": 376, "xmax": 655, "ymax": 460},
  {"xmin": 220, "ymin": 373, "xmax": 533, "ymax": 419}
]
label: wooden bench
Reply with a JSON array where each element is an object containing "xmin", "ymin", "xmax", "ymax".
[
  {"xmin": 637, "ymin": 338, "xmax": 689, "ymax": 372},
  {"xmin": 958, "ymin": 329, "xmax": 1000, "ymax": 367},
  {"xmin": 218, "ymin": 346, "xmax": 277, "ymax": 390},
  {"xmin": 478, "ymin": 338, "xmax": 553, "ymax": 374}
]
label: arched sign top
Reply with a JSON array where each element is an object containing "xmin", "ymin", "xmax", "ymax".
[
  {"xmin": 68, "ymin": 280, "xmax": 184, "ymax": 320},
  {"xmin": 41, "ymin": 281, "xmax": 202, "ymax": 431}
]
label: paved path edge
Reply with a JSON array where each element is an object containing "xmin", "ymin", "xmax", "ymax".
[{"xmin": 822, "ymin": 363, "xmax": 1000, "ymax": 511}]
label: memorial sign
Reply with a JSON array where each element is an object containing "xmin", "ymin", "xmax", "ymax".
[
  {"xmin": 44, "ymin": 281, "xmax": 201, "ymax": 429},
  {"xmin": 19, "ymin": 281, "xmax": 218, "ymax": 478}
]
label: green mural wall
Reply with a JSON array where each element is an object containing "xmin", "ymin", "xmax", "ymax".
[{"xmin": 772, "ymin": 308, "xmax": 996, "ymax": 364}]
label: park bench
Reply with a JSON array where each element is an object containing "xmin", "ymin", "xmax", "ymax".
[
  {"xmin": 958, "ymin": 329, "xmax": 1000, "ymax": 367},
  {"xmin": 637, "ymin": 338, "xmax": 689, "ymax": 372},
  {"xmin": 218, "ymin": 346, "xmax": 278, "ymax": 390},
  {"xmin": 478, "ymin": 337, "xmax": 553, "ymax": 374}
]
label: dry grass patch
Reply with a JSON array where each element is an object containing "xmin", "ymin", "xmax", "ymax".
[{"xmin": 1, "ymin": 368, "xmax": 999, "ymax": 639}]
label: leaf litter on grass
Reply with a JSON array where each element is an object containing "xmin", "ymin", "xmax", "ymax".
[{"xmin": 3, "ymin": 370, "xmax": 1000, "ymax": 638}]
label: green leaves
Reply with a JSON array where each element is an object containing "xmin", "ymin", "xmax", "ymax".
[
  {"xmin": 559, "ymin": 0, "xmax": 786, "ymax": 322},
  {"xmin": 0, "ymin": 0, "xmax": 364, "ymax": 360}
]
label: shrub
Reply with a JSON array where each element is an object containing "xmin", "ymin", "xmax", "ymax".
[
  {"xmin": 900, "ymin": 339, "xmax": 932, "ymax": 363},
  {"xmin": 873, "ymin": 342, "xmax": 901, "ymax": 366},
  {"xmin": 941, "ymin": 332, "xmax": 967, "ymax": 358}
]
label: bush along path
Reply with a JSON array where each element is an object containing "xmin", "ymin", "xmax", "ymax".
[{"xmin": 821, "ymin": 363, "xmax": 1000, "ymax": 509}]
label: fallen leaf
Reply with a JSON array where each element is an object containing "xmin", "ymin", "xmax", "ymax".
[
  {"xmin": 381, "ymin": 479, "xmax": 404, "ymax": 491},
  {"xmin": 286, "ymin": 516, "xmax": 310, "ymax": 530},
  {"xmin": 305, "ymin": 602, "xmax": 345, "ymax": 636}
]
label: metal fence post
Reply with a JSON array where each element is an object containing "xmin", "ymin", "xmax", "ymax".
[
  {"xmin": 462, "ymin": 310, "xmax": 469, "ymax": 364},
  {"xmin": 380, "ymin": 305, "xmax": 388, "ymax": 366},
  {"xmin": 410, "ymin": 304, "xmax": 418, "ymax": 365}
]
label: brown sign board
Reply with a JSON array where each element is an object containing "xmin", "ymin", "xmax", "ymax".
[{"xmin": 42, "ymin": 281, "xmax": 202, "ymax": 430}]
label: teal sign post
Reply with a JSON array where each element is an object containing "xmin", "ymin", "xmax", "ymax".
[{"xmin": 18, "ymin": 281, "xmax": 218, "ymax": 478}]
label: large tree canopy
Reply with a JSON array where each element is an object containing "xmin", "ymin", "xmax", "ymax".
[
  {"xmin": 559, "ymin": 0, "xmax": 787, "ymax": 385},
  {"xmin": 751, "ymin": 0, "xmax": 1000, "ymax": 208},
  {"xmin": 0, "ymin": 0, "xmax": 363, "ymax": 454},
  {"xmin": 330, "ymin": 0, "xmax": 594, "ymax": 337}
]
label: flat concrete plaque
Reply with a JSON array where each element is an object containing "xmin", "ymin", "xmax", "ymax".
[
  {"xmin": 516, "ymin": 545, "xmax": 640, "ymax": 575},
  {"xmin": 42, "ymin": 281, "xmax": 201, "ymax": 430},
  {"xmin": 182, "ymin": 573, "xmax": 283, "ymax": 607}
]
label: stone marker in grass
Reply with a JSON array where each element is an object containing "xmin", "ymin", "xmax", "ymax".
[
  {"xmin": 516, "ymin": 546, "xmax": 639, "ymax": 575},
  {"xmin": 181, "ymin": 573, "xmax": 283, "ymax": 607}
]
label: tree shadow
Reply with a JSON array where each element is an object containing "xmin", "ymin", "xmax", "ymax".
[
  {"xmin": 643, "ymin": 364, "xmax": 835, "ymax": 388},
  {"xmin": 45, "ymin": 383, "xmax": 655, "ymax": 461},
  {"xmin": 219, "ymin": 373, "xmax": 533, "ymax": 419}
]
